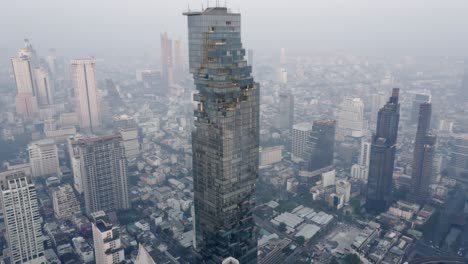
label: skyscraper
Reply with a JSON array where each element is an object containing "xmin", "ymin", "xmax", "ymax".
[
  {"xmin": 11, "ymin": 41, "xmax": 39, "ymax": 118},
  {"xmin": 52, "ymin": 184, "xmax": 81, "ymax": 219},
  {"xmin": 77, "ymin": 135, "xmax": 129, "ymax": 215},
  {"xmin": 276, "ymin": 92, "xmax": 294, "ymax": 131},
  {"xmin": 173, "ymin": 39, "xmax": 185, "ymax": 82},
  {"xmin": 370, "ymin": 92, "xmax": 387, "ymax": 123},
  {"xmin": 160, "ymin": 32, "xmax": 173, "ymax": 87},
  {"xmin": 34, "ymin": 67, "xmax": 54, "ymax": 106},
  {"xmin": 410, "ymin": 93, "xmax": 431, "ymax": 124},
  {"xmin": 1, "ymin": 170, "xmax": 45, "ymax": 264},
  {"xmin": 448, "ymin": 133, "xmax": 468, "ymax": 178},
  {"xmin": 71, "ymin": 59, "xmax": 101, "ymax": 132},
  {"xmin": 91, "ymin": 211, "xmax": 125, "ymax": 264},
  {"xmin": 304, "ymin": 119, "xmax": 336, "ymax": 172},
  {"xmin": 337, "ymin": 97, "xmax": 365, "ymax": 141},
  {"xmin": 410, "ymin": 102, "xmax": 436, "ymax": 203},
  {"xmin": 366, "ymin": 88, "xmax": 400, "ymax": 214},
  {"xmin": 28, "ymin": 139, "xmax": 60, "ymax": 178},
  {"xmin": 184, "ymin": 7, "xmax": 259, "ymax": 263},
  {"xmin": 292, "ymin": 123, "xmax": 312, "ymax": 161}
]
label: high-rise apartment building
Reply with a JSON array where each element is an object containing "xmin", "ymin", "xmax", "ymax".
[
  {"xmin": 276, "ymin": 92, "xmax": 294, "ymax": 131},
  {"xmin": 11, "ymin": 41, "xmax": 39, "ymax": 118},
  {"xmin": 67, "ymin": 136, "xmax": 84, "ymax": 194},
  {"xmin": 28, "ymin": 139, "xmax": 60, "ymax": 178},
  {"xmin": 52, "ymin": 184, "xmax": 80, "ymax": 219},
  {"xmin": 292, "ymin": 123, "xmax": 312, "ymax": 161},
  {"xmin": 410, "ymin": 102, "xmax": 436, "ymax": 203},
  {"xmin": 1, "ymin": 170, "xmax": 45, "ymax": 264},
  {"xmin": 366, "ymin": 88, "xmax": 400, "ymax": 214},
  {"xmin": 160, "ymin": 32, "xmax": 173, "ymax": 87},
  {"xmin": 337, "ymin": 97, "xmax": 365, "ymax": 140},
  {"xmin": 185, "ymin": 7, "xmax": 259, "ymax": 263},
  {"xmin": 449, "ymin": 134, "xmax": 468, "ymax": 178},
  {"xmin": 34, "ymin": 67, "xmax": 54, "ymax": 106},
  {"xmin": 173, "ymin": 39, "xmax": 184, "ymax": 82},
  {"xmin": 91, "ymin": 211, "xmax": 125, "ymax": 264},
  {"xmin": 78, "ymin": 135, "xmax": 129, "ymax": 215},
  {"xmin": 71, "ymin": 59, "xmax": 101, "ymax": 132},
  {"xmin": 304, "ymin": 119, "xmax": 336, "ymax": 172}
]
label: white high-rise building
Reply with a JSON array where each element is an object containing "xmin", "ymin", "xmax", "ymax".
[
  {"xmin": 67, "ymin": 136, "xmax": 84, "ymax": 194},
  {"xmin": 359, "ymin": 141, "xmax": 372, "ymax": 167},
  {"xmin": 52, "ymin": 184, "xmax": 80, "ymax": 219},
  {"xmin": 71, "ymin": 59, "xmax": 101, "ymax": 132},
  {"xmin": 337, "ymin": 97, "xmax": 365, "ymax": 140},
  {"xmin": 34, "ymin": 67, "xmax": 54, "ymax": 106},
  {"xmin": 91, "ymin": 211, "xmax": 125, "ymax": 264},
  {"xmin": 336, "ymin": 180, "xmax": 351, "ymax": 204},
  {"xmin": 1, "ymin": 171, "xmax": 45, "ymax": 264},
  {"xmin": 28, "ymin": 139, "xmax": 59, "ymax": 177},
  {"xmin": 292, "ymin": 123, "xmax": 312, "ymax": 162},
  {"xmin": 11, "ymin": 46, "xmax": 39, "ymax": 118},
  {"xmin": 119, "ymin": 127, "xmax": 140, "ymax": 160}
]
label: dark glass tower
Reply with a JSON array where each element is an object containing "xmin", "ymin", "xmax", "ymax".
[
  {"xmin": 305, "ymin": 119, "xmax": 336, "ymax": 172},
  {"xmin": 184, "ymin": 7, "xmax": 259, "ymax": 264},
  {"xmin": 366, "ymin": 88, "xmax": 400, "ymax": 214},
  {"xmin": 410, "ymin": 102, "xmax": 436, "ymax": 203}
]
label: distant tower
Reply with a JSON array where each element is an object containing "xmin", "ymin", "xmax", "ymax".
[
  {"xmin": 292, "ymin": 123, "xmax": 312, "ymax": 161},
  {"xmin": 366, "ymin": 88, "xmax": 400, "ymax": 214},
  {"xmin": 34, "ymin": 67, "xmax": 54, "ymax": 106},
  {"xmin": 410, "ymin": 93, "xmax": 431, "ymax": 124},
  {"xmin": 174, "ymin": 39, "xmax": 184, "ymax": 82},
  {"xmin": 91, "ymin": 211, "xmax": 125, "ymax": 264},
  {"xmin": 410, "ymin": 102, "xmax": 436, "ymax": 203},
  {"xmin": 276, "ymin": 92, "xmax": 294, "ymax": 132},
  {"xmin": 11, "ymin": 41, "xmax": 40, "ymax": 118},
  {"xmin": 304, "ymin": 119, "xmax": 336, "ymax": 172},
  {"xmin": 160, "ymin": 32, "xmax": 173, "ymax": 87},
  {"xmin": 337, "ymin": 97, "xmax": 365, "ymax": 141},
  {"xmin": 47, "ymin": 48, "xmax": 57, "ymax": 75},
  {"xmin": 71, "ymin": 59, "xmax": 101, "ymax": 132},
  {"xmin": 280, "ymin": 47, "xmax": 287, "ymax": 65},
  {"xmin": 78, "ymin": 135, "xmax": 129, "ymax": 215},
  {"xmin": 370, "ymin": 92, "xmax": 387, "ymax": 123},
  {"xmin": 185, "ymin": 7, "xmax": 259, "ymax": 263},
  {"xmin": 1, "ymin": 170, "xmax": 46, "ymax": 264}
]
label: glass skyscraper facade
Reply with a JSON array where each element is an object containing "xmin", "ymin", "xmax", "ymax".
[
  {"xmin": 184, "ymin": 7, "xmax": 259, "ymax": 264},
  {"xmin": 366, "ymin": 88, "xmax": 400, "ymax": 214}
]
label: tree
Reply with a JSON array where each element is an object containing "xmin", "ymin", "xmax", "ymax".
[
  {"xmin": 344, "ymin": 253, "xmax": 362, "ymax": 264},
  {"xmin": 296, "ymin": 236, "xmax": 306, "ymax": 246},
  {"xmin": 330, "ymin": 257, "xmax": 340, "ymax": 264},
  {"xmin": 278, "ymin": 222, "xmax": 287, "ymax": 232}
]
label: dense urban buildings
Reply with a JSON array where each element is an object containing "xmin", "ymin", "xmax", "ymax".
[
  {"xmin": 185, "ymin": 7, "xmax": 259, "ymax": 263},
  {"xmin": 410, "ymin": 102, "xmax": 436, "ymax": 203},
  {"xmin": 28, "ymin": 139, "xmax": 60, "ymax": 178},
  {"xmin": 366, "ymin": 88, "xmax": 400, "ymax": 214},
  {"xmin": 52, "ymin": 184, "xmax": 80, "ymax": 219},
  {"xmin": 71, "ymin": 59, "xmax": 101, "ymax": 132},
  {"xmin": 78, "ymin": 135, "xmax": 130, "ymax": 215},
  {"xmin": 1, "ymin": 170, "xmax": 45, "ymax": 264}
]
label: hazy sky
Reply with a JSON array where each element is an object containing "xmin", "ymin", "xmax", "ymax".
[{"xmin": 2, "ymin": 0, "xmax": 468, "ymax": 60}]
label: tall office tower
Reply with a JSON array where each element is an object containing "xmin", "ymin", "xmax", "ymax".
[
  {"xmin": 34, "ymin": 67, "xmax": 54, "ymax": 106},
  {"xmin": 185, "ymin": 7, "xmax": 259, "ymax": 263},
  {"xmin": 410, "ymin": 93, "xmax": 431, "ymax": 124},
  {"xmin": 292, "ymin": 123, "xmax": 312, "ymax": 161},
  {"xmin": 366, "ymin": 88, "xmax": 400, "ymax": 214},
  {"xmin": 78, "ymin": 135, "xmax": 129, "ymax": 215},
  {"xmin": 160, "ymin": 32, "xmax": 173, "ymax": 86},
  {"xmin": 280, "ymin": 47, "xmax": 287, "ymax": 65},
  {"xmin": 28, "ymin": 139, "xmax": 60, "ymax": 177},
  {"xmin": 11, "ymin": 41, "xmax": 39, "ymax": 118},
  {"xmin": 1, "ymin": 171, "xmax": 46, "ymax": 264},
  {"xmin": 410, "ymin": 102, "xmax": 436, "ymax": 203},
  {"xmin": 351, "ymin": 141, "xmax": 371, "ymax": 181},
  {"xmin": 304, "ymin": 119, "xmax": 336, "ymax": 172},
  {"xmin": 52, "ymin": 184, "xmax": 80, "ymax": 219},
  {"xmin": 67, "ymin": 136, "xmax": 84, "ymax": 194},
  {"xmin": 276, "ymin": 92, "xmax": 294, "ymax": 131},
  {"xmin": 449, "ymin": 134, "xmax": 468, "ymax": 178},
  {"xmin": 278, "ymin": 68, "xmax": 288, "ymax": 84},
  {"xmin": 248, "ymin": 49, "xmax": 253, "ymax": 66},
  {"xmin": 371, "ymin": 92, "xmax": 387, "ymax": 122},
  {"xmin": 71, "ymin": 59, "xmax": 101, "ymax": 132},
  {"xmin": 337, "ymin": 97, "xmax": 365, "ymax": 141},
  {"xmin": 47, "ymin": 49, "xmax": 57, "ymax": 75},
  {"xmin": 91, "ymin": 211, "xmax": 125, "ymax": 264},
  {"xmin": 173, "ymin": 39, "xmax": 184, "ymax": 82}
]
